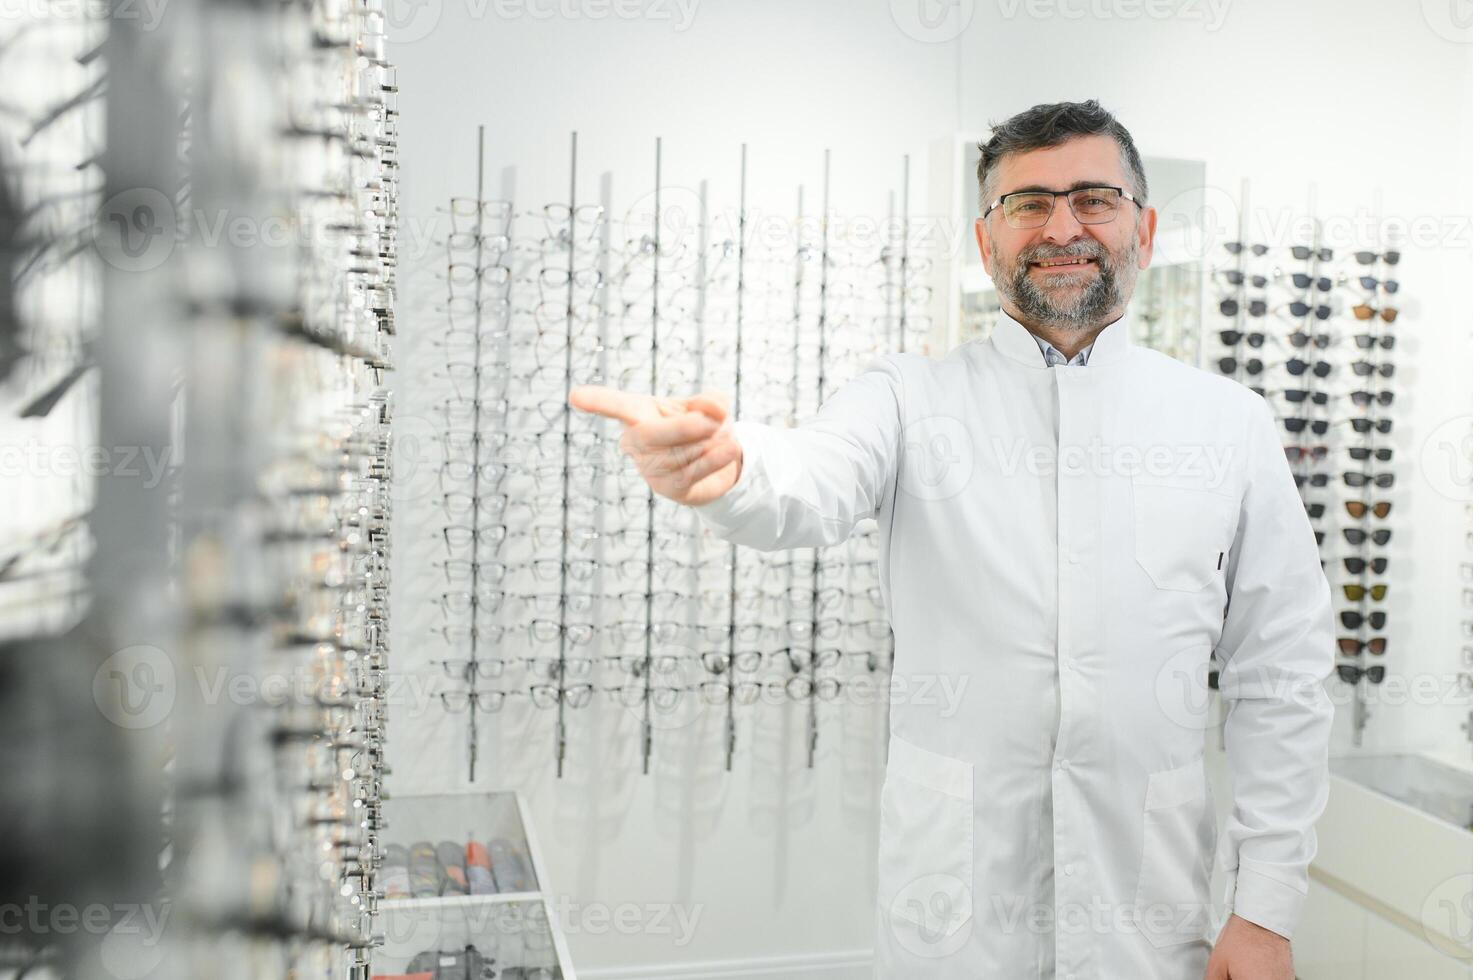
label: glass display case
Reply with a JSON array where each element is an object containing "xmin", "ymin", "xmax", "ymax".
[{"xmin": 375, "ymin": 792, "xmax": 575, "ymax": 980}]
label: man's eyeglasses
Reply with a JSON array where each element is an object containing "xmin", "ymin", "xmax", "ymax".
[{"xmin": 982, "ymin": 185, "xmax": 1142, "ymax": 230}]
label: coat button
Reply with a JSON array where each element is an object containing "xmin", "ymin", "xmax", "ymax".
[{"xmin": 1063, "ymin": 863, "xmax": 1076, "ymax": 876}]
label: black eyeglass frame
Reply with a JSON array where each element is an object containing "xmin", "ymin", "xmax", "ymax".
[{"xmin": 981, "ymin": 184, "xmax": 1144, "ymax": 227}]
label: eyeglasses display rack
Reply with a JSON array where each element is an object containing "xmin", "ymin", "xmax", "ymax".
[
  {"xmin": 0, "ymin": 0, "xmax": 401, "ymax": 976},
  {"xmin": 418, "ymin": 133, "xmax": 931, "ymax": 781}
]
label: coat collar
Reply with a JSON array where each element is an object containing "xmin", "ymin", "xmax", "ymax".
[{"xmin": 989, "ymin": 305, "xmax": 1134, "ymax": 369}]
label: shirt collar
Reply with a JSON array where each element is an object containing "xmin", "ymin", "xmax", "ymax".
[
  {"xmin": 1034, "ymin": 334, "xmax": 1093, "ymax": 367},
  {"xmin": 989, "ymin": 305, "xmax": 1134, "ymax": 369}
]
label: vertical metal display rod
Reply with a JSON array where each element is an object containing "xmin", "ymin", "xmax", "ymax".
[
  {"xmin": 791, "ymin": 187, "xmax": 804, "ymax": 422},
  {"xmin": 805, "ymin": 149, "xmax": 832, "ymax": 769},
  {"xmin": 721, "ymin": 144, "xmax": 748, "ymax": 771},
  {"xmin": 1348, "ymin": 207, "xmax": 1379, "ymax": 747},
  {"xmin": 640, "ymin": 136, "xmax": 662, "ymax": 775},
  {"xmin": 689, "ymin": 176, "xmax": 710, "ymax": 742},
  {"xmin": 786, "ymin": 182, "xmax": 805, "ymax": 763},
  {"xmin": 881, "ymin": 154, "xmax": 912, "ymax": 761},
  {"xmin": 555, "ymin": 130, "xmax": 580, "ymax": 777},
  {"xmin": 466, "ymin": 124, "xmax": 487, "ymax": 781}
]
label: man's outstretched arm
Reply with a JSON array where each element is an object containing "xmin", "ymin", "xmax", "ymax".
[{"xmin": 570, "ymin": 355, "xmax": 905, "ymax": 551}]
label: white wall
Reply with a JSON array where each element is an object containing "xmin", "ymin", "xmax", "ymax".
[{"xmin": 387, "ymin": 2, "xmax": 1473, "ymax": 975}]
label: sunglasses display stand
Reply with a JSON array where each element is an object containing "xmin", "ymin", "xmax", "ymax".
[{"xmin": 1210, "ymin": 197, "xmax": 1402, "ymax": 746}]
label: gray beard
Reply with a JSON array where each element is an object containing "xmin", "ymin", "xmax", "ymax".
[{"xmin": 1001, "ymin": 240, "xmax": 1137, "ymax": 333}]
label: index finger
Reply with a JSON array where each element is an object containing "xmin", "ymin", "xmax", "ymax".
[{"xmin": 569, "ymin": 385, "xmax": 656, "ymax": 425}]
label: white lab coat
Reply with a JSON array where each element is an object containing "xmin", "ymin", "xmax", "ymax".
[{"xmin": 693, "ymin": 309, "xmax": 1336, "ymax": 979}]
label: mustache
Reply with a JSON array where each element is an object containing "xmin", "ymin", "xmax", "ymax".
[{"xmin": 1019, "ymin": 240, "xmax": 1108, "ymax": 264}]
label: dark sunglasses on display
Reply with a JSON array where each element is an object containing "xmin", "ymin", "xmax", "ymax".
[
  {"xmin": 1336, "ymin": 664, "xmax": 1386, "ymax": 684},
  {"xmin": 1281, "ymin": 302, "xmax": 1333, "ymax": 320},
  {"xmin": 1219, "ymin": 329, "xmax": 1265, "ymax": 347},
  {"xmin": 1352, "ymin": 334, "xmax": 1395, "ymax": 350},
  {"xmin": 1343, "ymin": 528, "xmax": 1392, "ymax": 546},
  {"xmin": 1351, "ymin": 250, "xmax": 1400, "ymax": 265},
  {"xmin": 1345, "ymin": 417, "xmax": 1393, "ymax": 434},
  {"xmin": 1288, "ymin": 272, "xmax": 1332, "ymax": 291},
  {"xmin": 1305, "ymin": 502, "xmax": 1326, "ymax": 519},
  {"xmin": 1347, "ymin": 447, "xmax": 1393, "ymax": 463},
  {"xmin": 1338, "ymin": 636, "xmax": 1388, "ymax": 655},
  {"xmin": 1342, "ymin": 556, "xmax": 1388, "ymax": 574},
  {"xmin": 1351, "ymin": 361, "xmax": 1395, "ymax": 378},
  {"xmin": 1217, "ymin": 269, "xmax": 1268, "ymax": 287},
  {"xmin": 1283, "ymin": 417, "xmax": 1328, "ymax": 435},
  {"xmin": 1220, "ymin": 298, "xmax": 1267, "ymax": 318},
  {"xmin": 1287, "ymin": 358, "xmax": 1332, "ymax": 377},
  {"xmin": 1356, "ymin": 276, "xmax": 1399, "ymax": 293},
  {"xmin": 1340, "ymin": 610, "xmax": 1387, "ymax": 630},
  {"xmin": 1349, "ymin": 389, "xmax": 1394, "ymax": 407},
  {"xmin": 1293, "ymin": 471, "xmax": 1330, "ymax": 488},
  {"xmin": 1225, "ymin": 242, "xmax": 1269, "ymax": 256},
  {"xmin": 1279, "ymin": 388, "xmax": 1329, "ymax": 406},
  {"xmin": 1290, "ymin": 245, "xmax": 1334, "ymax": 261},
  {"xmin": 1343, "ymin": 472, "xmax": 1394, "ymax": 488},
  {"xmin": 1218, "ymin": 356, "xmax": 1263, "ymax": 375},
  {"xmin": 1288, "ymin": 331, "xmax": 1332, "ymax": 349}
]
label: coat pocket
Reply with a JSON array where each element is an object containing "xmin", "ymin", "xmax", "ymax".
[
  {"xmin": 1131, "ymin": 475, "xmax": 1236, "ymax": 593},
  {"xmin": 878, "ymin": 734, "xmax": 975, "ymax": 944},
  {"xmin": 1133, "ymin": 755, "xmax": 1215, "ymax": 949}
]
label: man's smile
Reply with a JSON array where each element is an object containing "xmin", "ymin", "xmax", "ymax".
[{"xmin": 1029, "ymin": 256, "xmax": 1098, "ymax": 275}]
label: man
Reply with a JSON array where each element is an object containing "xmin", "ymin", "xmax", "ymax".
[{"xmin": 571, "ymin": 100, "xmax": 1334, "ymax": 980}]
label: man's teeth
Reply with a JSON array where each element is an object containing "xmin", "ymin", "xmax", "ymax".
[{"xmin": 1035, "ymin": 257, "xmax": 1094, "ymax": 267}]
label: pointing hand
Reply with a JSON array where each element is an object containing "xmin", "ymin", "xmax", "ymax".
[{"xmin": 568, "ymin": 385, "xmax": 742, "ymax": 506}]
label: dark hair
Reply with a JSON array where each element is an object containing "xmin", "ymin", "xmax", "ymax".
[{"xmin": 976, "ymin": 100, "xmax": 1147, "ymax": 212}]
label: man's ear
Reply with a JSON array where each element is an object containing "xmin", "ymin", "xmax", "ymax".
[
  {"xmin": 1135, "ymin": 205, "xmax": 1157, "ymax": 270},
  {"xmin": 974, "ymin": 217, "xmax": 992, "ymax": 277}
]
